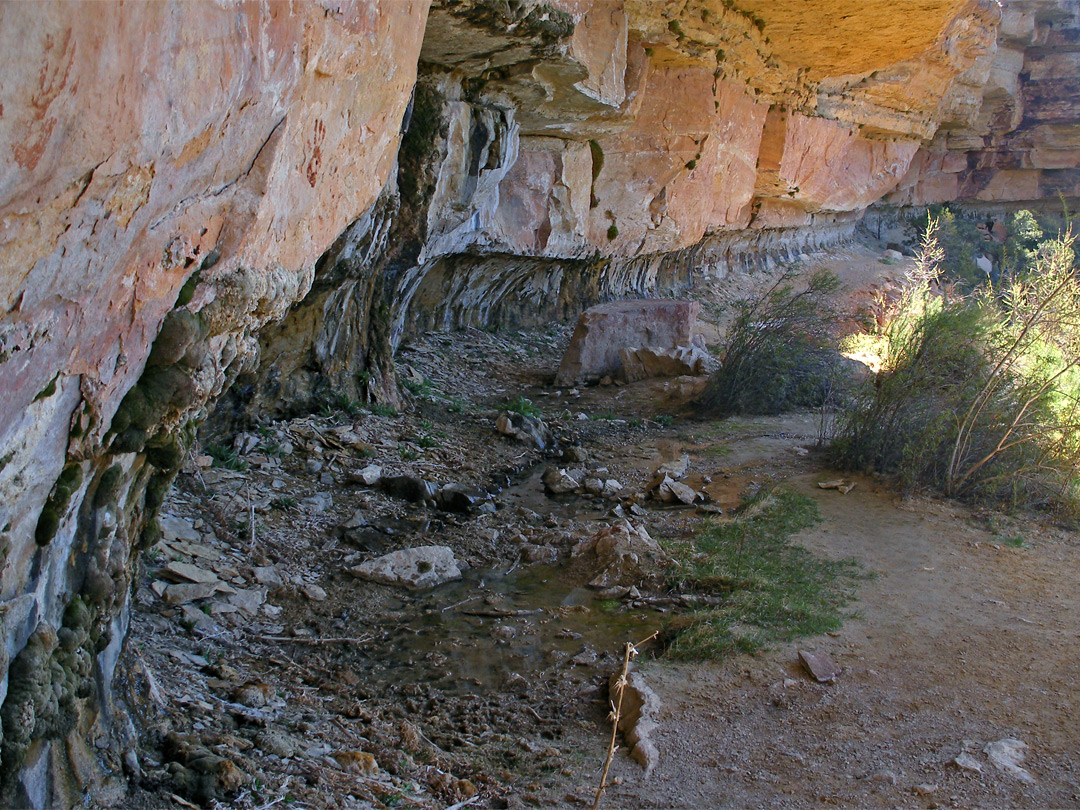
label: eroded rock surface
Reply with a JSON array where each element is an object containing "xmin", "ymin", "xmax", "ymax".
[
  {"xmin": 556, "ymin": 300, "xmax": 700, "ymax": 386},
  {"xmin": 349, "ymin": 546, "xmax": 463, "ymax": 591}
]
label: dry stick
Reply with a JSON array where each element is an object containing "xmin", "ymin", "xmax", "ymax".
[
  {"xmin": 592, "ymin": 631, "xmax": 658, "ymax": 810},
  {"xmin": 256, "ymin": 634, "xmax": 373, "ymax": 645},
  {"xmin": 441, "ymin": 595, "xmax": 483, "ymax": 613},
  {"xmin": 247, "ymin": 479, "xmax": 256, "ymax": 552}
]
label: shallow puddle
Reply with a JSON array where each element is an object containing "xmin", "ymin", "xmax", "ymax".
[{"xmin": 365, "ymin": 563, "xmax": 663, "ymax": 694}]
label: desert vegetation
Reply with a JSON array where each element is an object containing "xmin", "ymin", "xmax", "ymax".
[{"xmin": 834, "ymin": 214, "xmax": 1080, "ymax": 515}]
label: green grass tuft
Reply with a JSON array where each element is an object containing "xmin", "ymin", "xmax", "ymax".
[
  {"xmin": 505, "ymin": 396, "xmax": 541, "ymax": 418},
  {"xmin": 205, "ymin": 444, "xmax": 248, "ymax": 472},
  {"xmin": 661, "ymin": 488, "xmax": 860, "ymax": 660}
]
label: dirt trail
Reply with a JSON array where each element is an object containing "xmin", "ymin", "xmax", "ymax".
[{"xmin": 585, "ymin": 418, "xmax": 1080, "ymax": 810}]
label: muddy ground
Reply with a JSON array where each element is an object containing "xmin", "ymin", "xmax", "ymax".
[{"xmin": 121, "ymin": 242, "xmax": 1080, "ymax": 809}]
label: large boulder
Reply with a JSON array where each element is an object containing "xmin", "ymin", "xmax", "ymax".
[
  {"xmin": 620, "ymin": 344, "xmax": 709, "ymax": 383},
  {"xmin": 556, "ymin": 300, "xmax": 700, "ymax": 387}
]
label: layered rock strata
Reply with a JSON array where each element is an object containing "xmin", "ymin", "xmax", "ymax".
[
  {"xmin": 886, "ymin": 0, "xmax": 1080, "ymax": 208},
  {"xmin": 0, "ymin": 0, "xmax": 1076, "ymax": 804}
]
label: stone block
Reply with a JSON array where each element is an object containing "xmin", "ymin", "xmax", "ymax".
[{"xmin": 556, "ymin": 300, "xmax": 699, "ymax": 387}]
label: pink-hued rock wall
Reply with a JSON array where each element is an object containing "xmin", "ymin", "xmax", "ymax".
[
  {"xmin": 885, "ymin": 0, "xmax": 1080, "ymax": 208},
  {"xmin": 0, "ymin": 1, "xmax": 427, "ymax": 803}
]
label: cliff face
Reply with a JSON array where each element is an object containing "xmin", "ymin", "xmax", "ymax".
[
  {"xmin": 0, "ymin": 2, "xmax": 428, "ymax": 802},
  {"xmin": 0, "ymin": 0, "xmax": 1076, "ymax": 804},
  {"xmin": 886, "ymin": 0, "xmax": 1080, "ymax": 207}
]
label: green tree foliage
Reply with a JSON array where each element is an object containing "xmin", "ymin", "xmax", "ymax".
[
  {"xmin": 833, "ymin": 218, "xmax": 1080, "ymax": 515},
  {"xmin": 698, "ymin": 269, "xmax": 843, "ymax": 416}
]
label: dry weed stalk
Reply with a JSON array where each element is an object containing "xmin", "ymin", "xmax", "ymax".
[{"xmin": 592, "ymin": 631, "xmax": 658, "ymax": 810}]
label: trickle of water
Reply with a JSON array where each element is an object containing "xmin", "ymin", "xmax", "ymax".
[{"xmin": 363, "ymin": 564, "xmax": 662, "ymax": 694}]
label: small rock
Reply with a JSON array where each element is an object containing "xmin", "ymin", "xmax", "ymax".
[
  {"xmin": 165, "ymin": 540, "xmax": 223, "ymax": 561},
  {"xmin": 161, "ymin": 515, "xmax": 201, "ymax": 544},
  {"xmin": 179, "ymin": 604, "xmax": 217, "ymax": 632},
  {"xmin": 160, "ymin": 562, "xmax": 220, "ymax": 585},
  {"xmin": 332, "ymin": 750, "xmax": 378, "ymax": 775},
  {"xmin": 350, "ymin": 465, "xmax": 382, "ymax": 487},
  {"xmin": 380, "ymin": 475, "xmax": 437, "ymax": 504},
  {"xmin": 611, "ymin": 665, "xmax": 661, "ymax": 777},
  {"xmin": 984, "ymin": 738, "xmax": 1034, "ymax": 783},
  {"xmin": 436, "ymin": 483, "xmax": 489, "ymax": 514},
  {"xmin": 348, "ymin": 546, "xmax": 462, "ymax": 590},
  {"xmin": 596, "ymin": 586, "xmax": 630, "ymax": 599},
  {"xmin": 301, "ymin": 583, "xmax": 327, "ymax": 602},
  {"xmin": 653, "ymin": 454, "xmax": 690, "ymax": 479},
  {"xmin": 601, "ymin": 479, "xmax": 624, "ymax": 499},
  {"xmin": 543, "ymin": 467, "xmax": 581, "ymax": 496},
  {"xmin": 253, "ymin": 566, "xmax": 283, "ymax": 587},
  {"xmin": 163, "ymin": 582, "xmax": 219, "ymax": 605},
  {"xmin": 227, "ymin": 587, "xmax": 267, "ymax": 615},
  {"xmin": 952, "ymin": 753, "xmax": 983, "ymax": 774},
  {"xmin": 340, "ymin": 509, "xmax": 369, "ymax": 531},
  {"xmin": 302, "ymin": 492, "xmax": 333, "ymax": 513},
  {"xmin": 914, "ymin": 784, "xmax": 938, "ymax": 796},
  {"xmin": 571, "ymin": 647, "xmax": 597, "ymax": 666},
  {"xmin": 520, "ymin": 544, "xmax": 557, "ymax": 564},
  {"xmin": 496, "ymin": 411, "xmax": 553, "ymax": 450},
  {"xmin": 573, "ymin": 521, "xmax": 668, "ymax": 589},
  {"xmin": 255, "ymin": 731, "xmax": 300, "ymax": 759},
  {"xmin": 868, "ymin": 770, "xmax": 897, "ymax": 786},
  {"xmin": 232, "ymin": 682, "xmax": 274, "ymax": 708},
  {"xmin": 657, "ymin": 477, "xmax": 698, "ymax": 505},
  {"xmin": 799, "ymin": 650, "xmax": 842, "ymax": 683},
  {"xmin": 564, "ymin": 446, "xmax": 589, "ymax": 463}
]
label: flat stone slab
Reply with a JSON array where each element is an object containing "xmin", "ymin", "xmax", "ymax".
[
  {"xmin": 556, "ymin": 299, "xmax": 699, "ymax": 387},
  {"xmin": 160, "ymin": 561, "xmax": 220, "ymax": 585},
  {"xmin": 799, "ymin": 649, "xmax": 842, "ymax": 683},
  {"xmin": 349, "ymin": 546, "xmax": 462, "ymax": 590}
]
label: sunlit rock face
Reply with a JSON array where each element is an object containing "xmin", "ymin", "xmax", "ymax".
[
  {"xmin": 885, "ymin": 0, "xmax": 1080, "ymax": 208},
  {"xmin": 0, "ymin": 0, "xmax": 1076, "ymax": 805}
]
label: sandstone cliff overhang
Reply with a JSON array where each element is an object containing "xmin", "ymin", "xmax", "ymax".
[{"xmin": 0, "ymin": 0, "xmax": 1076, "ymax": 804}]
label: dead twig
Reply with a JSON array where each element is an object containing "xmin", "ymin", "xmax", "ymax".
[
  {"xmin": 441, "ymin": 595, "xmax": 483, "ymax": 613},
  {"xmin": 462, "ymin": 608, "xmax": 542, "ymax": 618},
  {"xmin": 592, "ymin": 631, "xmax": 658, "ymax": 810},
  {"xmin": 246, "ymin": 479, "xmax": 256, "ymax": 552},
  {"xmin": 256, "ymin": 634, "xmax": 373, "ymax": 645}
]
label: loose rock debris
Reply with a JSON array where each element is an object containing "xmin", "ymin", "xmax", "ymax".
[{"xmin": 123, "ymin": 324, "xmax": 763, "ymax": 809}]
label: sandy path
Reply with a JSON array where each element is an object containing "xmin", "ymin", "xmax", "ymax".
[{"xmin": 586, "ymin": 432, "xmax": 1080, "ymax": 810}]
